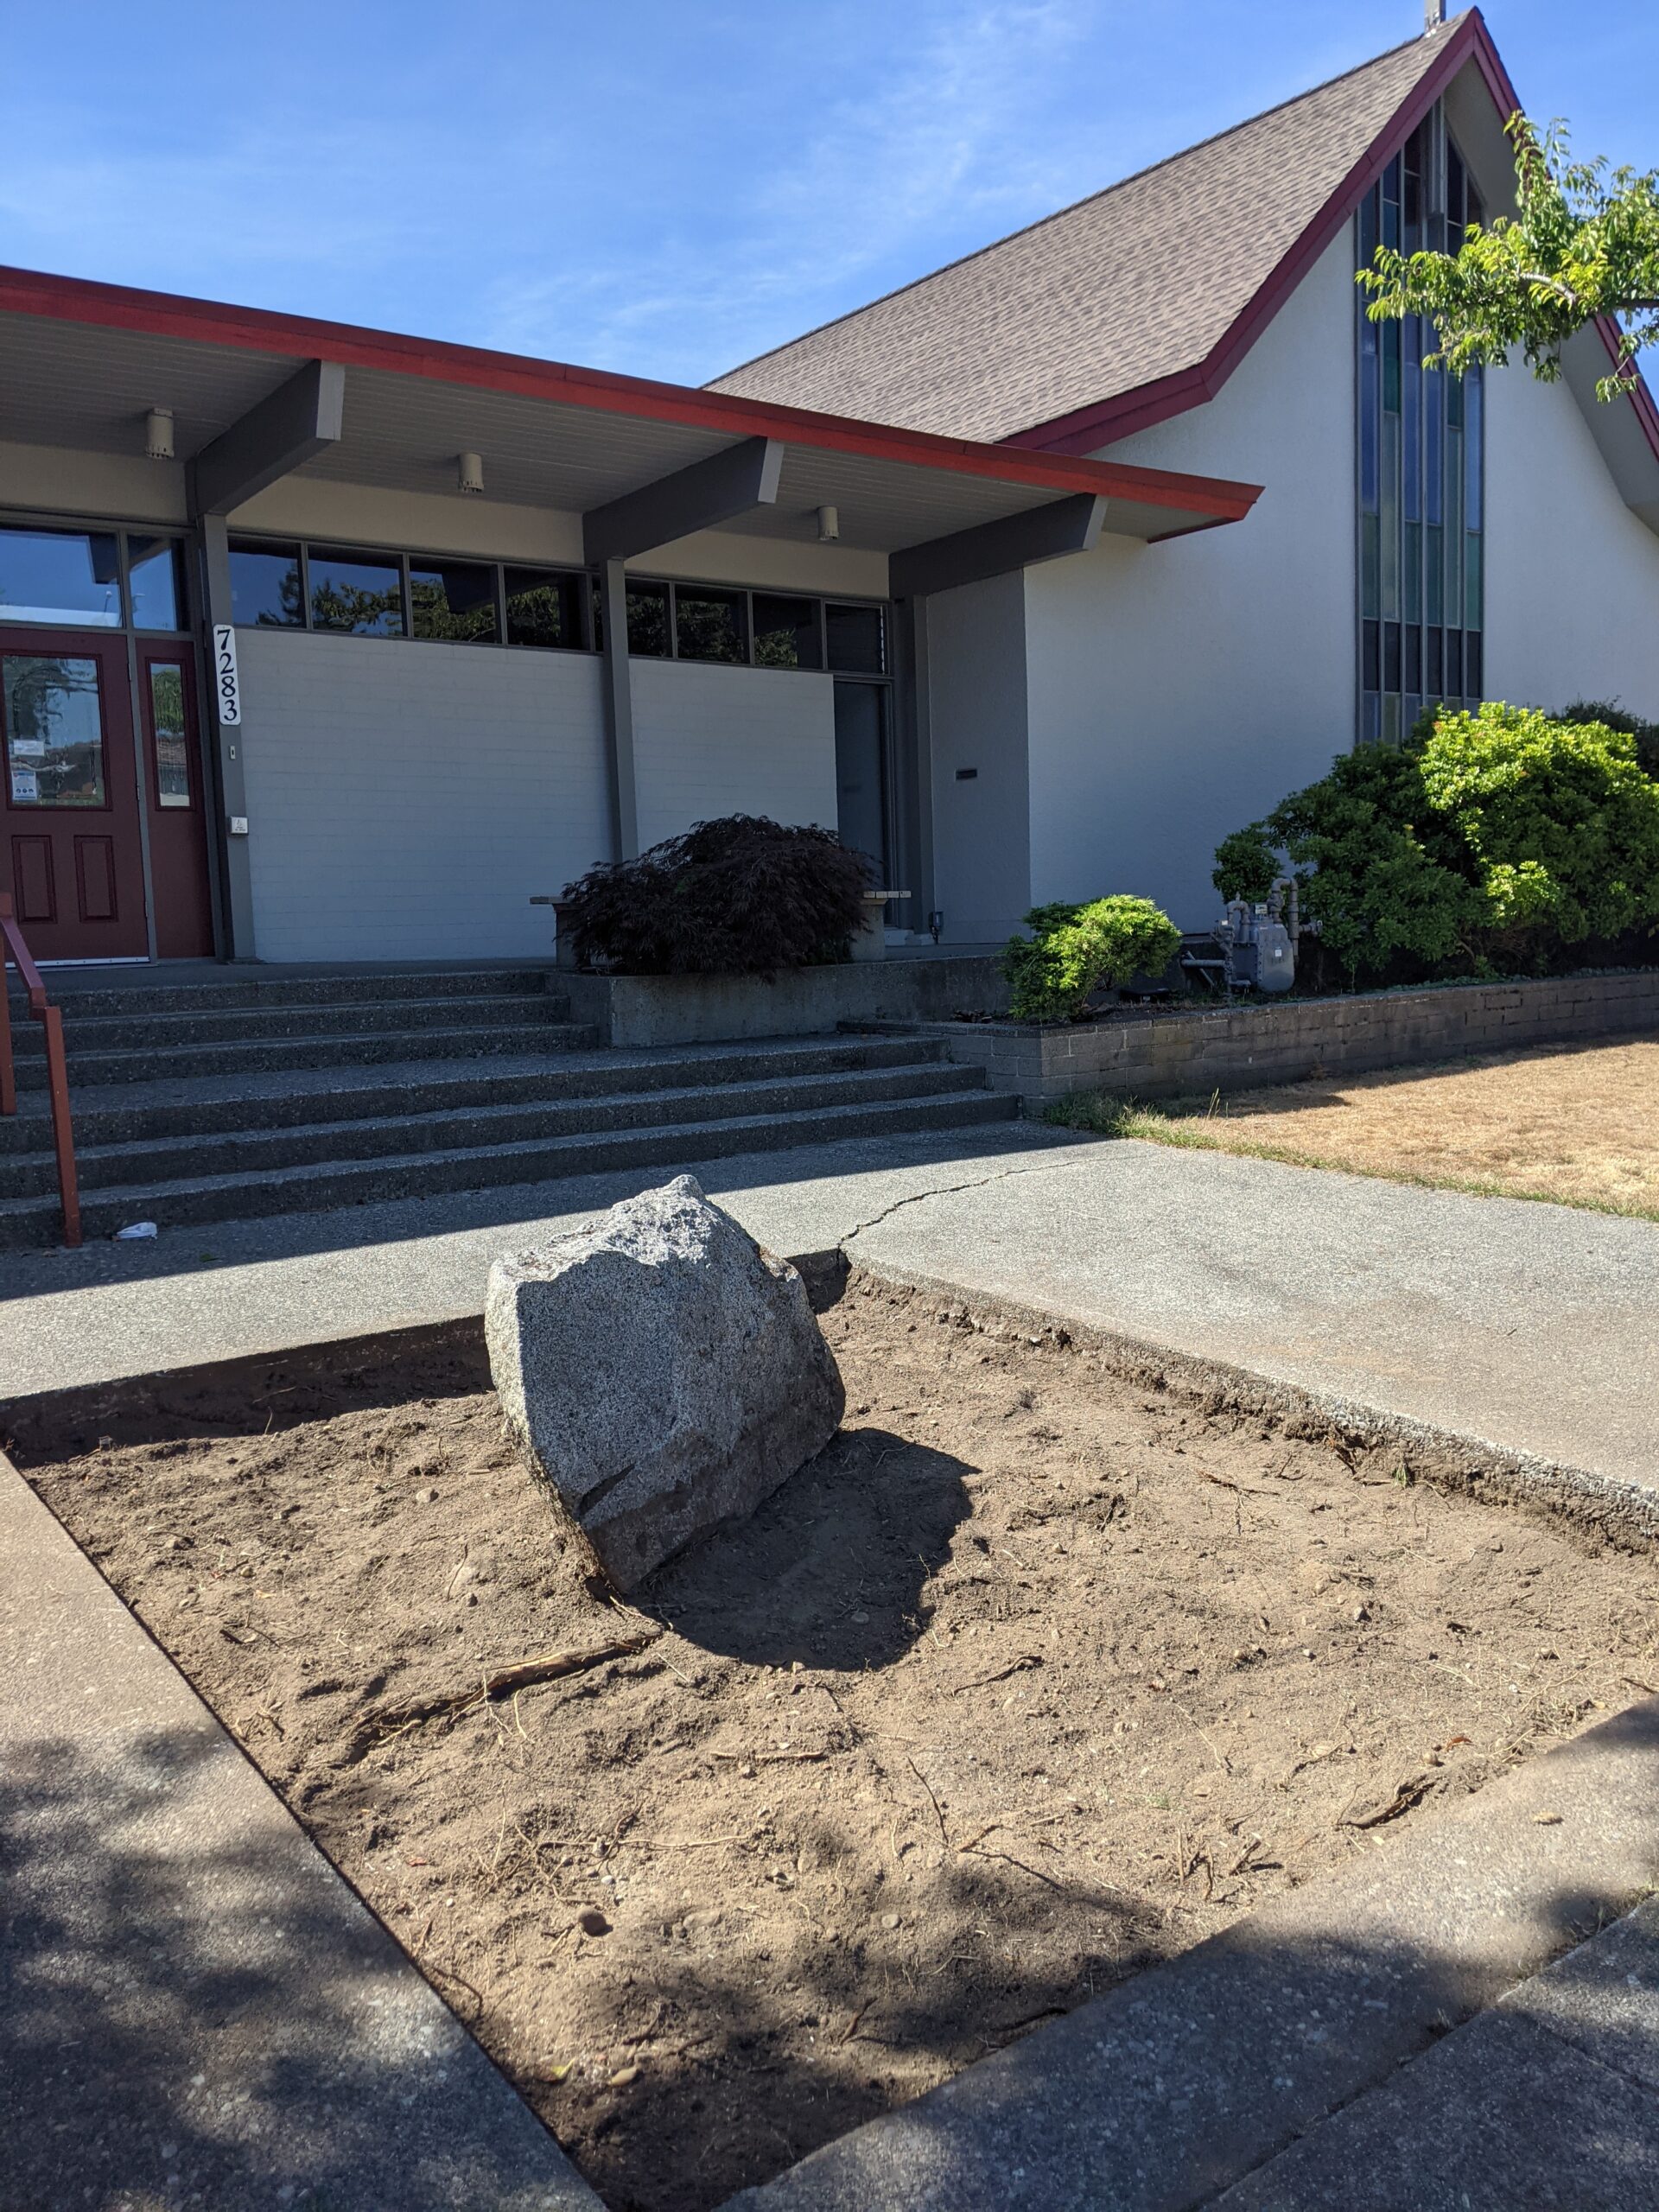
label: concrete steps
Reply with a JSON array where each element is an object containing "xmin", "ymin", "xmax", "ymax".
[{"xmin": 1, "ymin": 968, "xmax": 1014, "ymax": 1247}]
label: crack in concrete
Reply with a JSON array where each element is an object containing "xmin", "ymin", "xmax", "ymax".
[{"xmin": 838, "ymin": 1157, "xmax": 1074, "ymax": 1249}]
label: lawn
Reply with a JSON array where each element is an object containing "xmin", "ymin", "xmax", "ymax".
[{"xmin": 1046, "ymin": 1035, "xmax": 1659, "ymax": 1222}]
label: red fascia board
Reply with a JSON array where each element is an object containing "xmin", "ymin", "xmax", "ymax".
[
  {"xmin": 0, "ymin": 262, "xmax": 1259, "ymax": 524},
  {"xmin": 1014, "ymin": 10, "xmax": 1659, "ymax": 465},
  {"xmin": 1009, "ymin": 11, "xmax": 1493, "ymax": 458}
]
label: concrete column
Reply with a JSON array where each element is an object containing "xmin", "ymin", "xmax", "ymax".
[
  {"xmin": 597, "ymin": 557, "xmax": 640, "ymax": 861},
  {"xmin": 194, "ymin": 515, "xmax": 257, "ymax": 958}
]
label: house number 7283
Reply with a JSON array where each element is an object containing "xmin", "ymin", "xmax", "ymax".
[{"xmin": 213, "ymin": 624, "xmax": 242, "ymax": 727}]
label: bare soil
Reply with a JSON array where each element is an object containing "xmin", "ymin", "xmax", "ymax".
[
  {"xmin": 18, "ymin": 1278, "xmax": 1658, "ymax": 2212},
  {"xmin": 1094, "ymin": 1035, "xmax": 1659, "ymax": 1221}
]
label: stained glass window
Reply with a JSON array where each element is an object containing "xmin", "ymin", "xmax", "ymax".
[{"xmin": 1357, "ymin": 103, "xmax": 1484, "ymax": 744}]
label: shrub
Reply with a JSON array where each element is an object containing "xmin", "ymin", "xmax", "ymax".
[
  {"xmin": 1002, "ymin": 896, "xmax": 1182, "ymax": 1023},
  {"xmin": 1560, "ymin": 698, "xmax": 1659, "ymax": 779},
  {"xmin": 1211, "ymin": 703, "xmax": 1659, "ymax": 982},
  {"xmin": 558, "ymin": 815, "xmax": 873, "ymax": 976},
  {"xmin": 1422, "ymin": 703, "xmax": 1659, "ymax": 950}
]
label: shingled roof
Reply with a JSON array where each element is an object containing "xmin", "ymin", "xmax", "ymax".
[{"xmin": 709, "ymin": 15, "xmax": 1476, "ymax": 448}]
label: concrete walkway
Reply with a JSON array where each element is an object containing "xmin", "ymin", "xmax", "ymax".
[
  {"xmin": 0, "ymin": 1449, "xmax": 601, "ymax": 2210},
  {"xmin": 7, "ymin": 1128, "xmax": 1655, "ymax": 1516},
  {"xmin": 5, "ymin": 1122, "xmax": 1658, "ymax": 2209},
  {"xmin": 0, "ymin": 1122, "xmax": 1080, "ymax": 1399},
  {"xmin": 849, "ymin": 1135, "xmax": 1659, "ymax": 1508},
  {"xmin": 723, "ymin": 1699, "xmax": 1659, "ymax": 2212}
]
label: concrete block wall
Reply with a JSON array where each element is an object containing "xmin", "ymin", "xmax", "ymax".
[
  {"xmin": 237, "ymin": 631, "xmax": 609, "ymax": 961},
  {"xmin": 630, "ymin": 660, "xmax": 836, "ymax": 851},
  {"xmin": 236, "ymin": 637, "xmax": 838, "ymax": 962},
  {"xmin": 926, "ymin": 971, "xmax": 1659, "ymax": 1106}
]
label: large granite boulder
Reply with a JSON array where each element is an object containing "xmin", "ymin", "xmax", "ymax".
[{"xmin": 485, "ymin": 1175, "xmax": 844, "ymax": 1590}]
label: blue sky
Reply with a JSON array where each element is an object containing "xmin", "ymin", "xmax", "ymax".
[{"xmin": 3, "ymin": 2, "xmax": 1656, "ymax": 390}]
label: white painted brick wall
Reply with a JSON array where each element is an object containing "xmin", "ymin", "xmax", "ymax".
[
  {"xmin": 236, "ymin": 632, "xmax": 609, "ymax": 961},
  {"xmin": 631, "ymin": 660, "xmax": 837, "ymax": 849}
]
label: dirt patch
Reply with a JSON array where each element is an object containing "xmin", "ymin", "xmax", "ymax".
[
  {"xmin": 1052, "ymin": 1034, "xmax": 1659, "ymax": 1221},
  {"xmin": 16, "ymin": 1277, "xmax": 1658, "ymax": 2212}
]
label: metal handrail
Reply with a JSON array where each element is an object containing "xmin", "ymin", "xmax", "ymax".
[{"xmin": 0, "ymin": 893, "xmax": 80, "ymax": 1247}]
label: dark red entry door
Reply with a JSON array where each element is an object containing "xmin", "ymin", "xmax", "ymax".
[{"xmin": 0, "ymin": 632, "xmax": 149, "ymax": 959}]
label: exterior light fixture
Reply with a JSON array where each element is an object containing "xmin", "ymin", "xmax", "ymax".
[
  {"xmin": 457, "ymin": 450, "xmax": 485, "ymax": 495},
  {"xmin": 145, "ymin": 407, "xmax": 175, "ymax": 461},
  {"xmin": 816, "ymin": 504, "xmax": 840, "ymax": 543}
]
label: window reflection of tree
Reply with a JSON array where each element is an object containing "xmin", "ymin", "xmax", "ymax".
[
  {"xmin": 309, "ymin": 578, "xmax": 403, "ymax": 636},
  {"xmin": 3, "ymin": 656, "xmax": 105, "ymax": 806},
  {"xmin": 257, "ymin": 563, "xmax": 308, "ymax": 628},
  {"xmin": 410, "ymin": 575, "xmax": 497, "ymax": 642},
  {"xmin": 149, "ymin": 664, "xmax": 190, "ymax": 805}
]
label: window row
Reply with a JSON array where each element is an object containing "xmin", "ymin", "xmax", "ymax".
[
  {"xmin": 228, "ymin": 539, "xmax": 887, "ymax": 675},
  {"xmin": 0, "ymin": 524, "xmax": 187, "ymax": 634}
]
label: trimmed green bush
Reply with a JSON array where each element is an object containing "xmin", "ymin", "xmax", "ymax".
[
  {"xmin": 1002, "ymin": 896, "xmax": 1182, "ymax": 1023},
  {"xmin": 1212, "ymin": 703, "xmax": 1659, "ymax": 982},
  {"xmin": 558, "ymin": 815, "xmax": 873, "ymax": 976},
  {"xmin": 1560, "ymin": 698, "xmax": 1659, "ymax": 779}
]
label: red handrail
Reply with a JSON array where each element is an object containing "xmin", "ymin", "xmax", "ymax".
[{"xmin": 0, "ymin": 893, "xmax": 80, "ymax": 1247}]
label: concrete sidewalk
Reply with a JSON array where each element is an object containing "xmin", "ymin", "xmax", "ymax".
[
  {"xmin": 0, "ymin": 1452, "xmax": 601, "ymax": 2211},
  {"xmin": 723, "ymin": 1700, "xmax": 1659, "ymax": 2212},
  {"xmin": 8, "ymin": 1127, "xmax": 1655, "ymax": 1519},
  {"xmin": 848, "ymin": 1136, "xmax": 1659, "ymax": 1506},
  {"xmin": 0, "ymin": 1122, "xmax": 1080, "ymax": 1400}
]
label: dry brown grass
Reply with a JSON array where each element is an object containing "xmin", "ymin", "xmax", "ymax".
[{"xmin": 1050, "ymin": 1035, "xmax": 1659, "ymax": 1222}]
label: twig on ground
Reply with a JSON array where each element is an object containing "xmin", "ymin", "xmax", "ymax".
[
  {"xmin": 1339, "ymin": 1774, "xmax": 1434, "ymax": 1830},
  {"xmin": 906, "ymin": 1753, "xmax": 950, "ymax": 1850},
  {"xmin": 951, "ymin": 1653, "xmax": 1044, "ymax": 1694},
  {"xmin": 960, "ymin": 1842, "xmax": 1064, "ymax": 1890},
  {"xmin": 370, "ymin": 1628, "xmax": 662, "ymax": 1730}
]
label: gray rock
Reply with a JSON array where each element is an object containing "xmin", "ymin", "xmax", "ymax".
[{"xmin": 485, "ymin": 1175, "xmax": 843, "ymax": 1590}]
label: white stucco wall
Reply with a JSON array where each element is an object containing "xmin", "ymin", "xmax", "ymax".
[
  {"xmin": 235, "ymin": 630, "xmax": 609, "ymax": 960},
  {"xmin": 924, "ymin": 570, "xmax": 1032, "ymax": 941},
  {"xmin": 1482, "ymin": 364, "xmax": 1659, "ymax": 721},
  {"xmin": 1020, "ymin": 230, "xmax": 1359, "ymax": 931},
  {"xmin": 630, "ymin": 660, "xmax": 837, "ymax": 850}
]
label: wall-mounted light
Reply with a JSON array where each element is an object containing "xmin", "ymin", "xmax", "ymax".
[
  {"xmin": 457, "ymin": 450, "xmax": 485, "ymax": 495},
  {"xmin": 145, "ymin": 407, "xmax": 175, "ymax": 461},
  {"xmin": 816, "ymin": 504, "xmax": 840, "ymax": 543}
]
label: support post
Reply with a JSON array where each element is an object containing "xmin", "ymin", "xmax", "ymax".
[
  {"xmin": 597, "ymin": 559, "xmax": 640, "ymax": 861},
  {"xmin": 196, "ymin": 515, "xmax": 257, "ymax": 957}
]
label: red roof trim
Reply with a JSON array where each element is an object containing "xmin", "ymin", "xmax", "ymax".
[
  {"xmin": 1008, "ymin": 9, "xmax": 1659, "ymax": 470},
  {"xmin": 0, "ymin": 262, "xmax": 1261, "ymax": 525}
]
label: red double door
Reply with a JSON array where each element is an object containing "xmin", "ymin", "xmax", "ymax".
[{"xmin": 0, "ymin": 630, "xmax": 214, "ymax": 961}]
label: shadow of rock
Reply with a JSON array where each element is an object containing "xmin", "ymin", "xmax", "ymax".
[{"xmin": 643, "ymin": 1427, "xmax": 973, "ymax": 1670}]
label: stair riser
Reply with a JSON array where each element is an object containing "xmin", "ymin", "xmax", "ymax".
[
  {"xmin": 27, "ymin": 969, "xmax": 559, "ymax": 1020},
  {"xmin": 0, "ymin": 1038, "xmax": 950, "ymax": 1154},
  {"xmin": 16, "ymin": 994, "xmax": 569, "ymax": 1054},
  {"xmin": 10, "ymin": 1023, "xmax": 600, "ymax": 1089},
  {"xmin": 0, "ymin": 1067, "xmax": 979, "ymax": 1196},
  {"xmin": 0, "ymin": 1094, "xmax": 1018, "ymax": 1247}
]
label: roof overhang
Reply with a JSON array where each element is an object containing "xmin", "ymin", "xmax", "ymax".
[
  {"xmin": 0, "ymin": 266, "xmax": 1262, "ymax": 580},
  {"xmin": 1005, "ymin": 6, "xmax": 1659, "ymax": 540}
]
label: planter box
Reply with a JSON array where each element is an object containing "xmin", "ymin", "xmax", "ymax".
[
  {"xmin": 913, "ymin": 969, "xmax": 1659, "ymax": 1107},
  {"xmin": 560, "ymin": 954, "xmax": 1009, "ymax": 1047}
]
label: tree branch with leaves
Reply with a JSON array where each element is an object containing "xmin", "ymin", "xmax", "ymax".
[{"xmin": 1357, "ymin": 114, "xmax": 1659, "ymax": 399}]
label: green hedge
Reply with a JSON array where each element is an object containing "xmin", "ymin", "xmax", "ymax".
[{"xmin": 1214, "ymin": 703, "xmax": 1659, "ymax": 982}]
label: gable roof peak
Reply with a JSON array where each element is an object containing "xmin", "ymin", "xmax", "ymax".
[{"xmin": 709, "ymin": 11, "xmax": 1485, "ymax": 447}]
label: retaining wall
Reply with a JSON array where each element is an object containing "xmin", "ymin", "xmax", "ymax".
[
  {"xmin": 919, "ymin": 969, "xmax": 1659, "ymax": 1106},
  {"xmin": 562, "ymin": 954, "xmax": 1007, "ymax": 1047}
]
